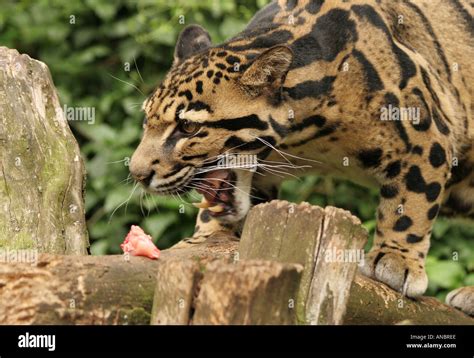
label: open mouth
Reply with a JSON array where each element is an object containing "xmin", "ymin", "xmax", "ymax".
[{"xmin": 191, "ymin": 169, "xmax": 236, "ymax": 217}]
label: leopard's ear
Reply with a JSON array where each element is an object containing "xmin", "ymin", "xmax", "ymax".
[
  {"xmin": 174, "ymin": 25, "xmax": 212, "ymax": 63},
  {"xmin": 239, "ymin": 46, "xmax": 293, "ymax": 91}
]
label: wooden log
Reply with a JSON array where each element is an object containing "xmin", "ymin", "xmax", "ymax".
[
  {"xmin": 0, "ymin": 254, "xmax": 158, "ymax": 324},
  {"xmin": 192, "ymin": 260, "xmax": 302, "ymax": 325},
  {"xmin": 150, "ymin": 259, "xmax": 202, "ymax": 325},
  {"xmin": 346, "ymin": 274, "xmax": 474, "ymax": 325},
  {"xmin": 0, "ymin": 231, "xmax": 471, "ymax": 324},
  {"xmin": 0, "ymin": 47, "xmax": 88, "ymax": 254},
  {"xmin": 0, "ymin": 235, "xmax": 237, "ymax": 325},
  {"xmin": 239, "ymin": 200, "xmax": 367, "ymax": 324}
]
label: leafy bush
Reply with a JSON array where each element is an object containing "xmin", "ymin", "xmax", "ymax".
[{"xmin": 1, "ymin": 0, "xmax": 472, "ymax": 300}]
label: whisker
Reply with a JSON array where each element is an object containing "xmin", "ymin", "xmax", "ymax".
[
  {"xmin": 134, "ymin": 56, "xmax": 145, "ymax": 85},
  {"xmin": 252, "ymin": 135, "xmax": 321, "ymax": 164},
  {"xmin": 109, "ymin": 182, "xmax": 139, "ymax": 223},
  {"xmin": 108, "ymin": 73, "xmax": 145, "ymax": 96}
]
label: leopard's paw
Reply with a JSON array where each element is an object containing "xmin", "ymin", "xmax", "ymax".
[
  {"xmin": 446, "ymin": 286, "xmax": 474, "ymax": 316},
  {"xmin": 360, "ymin": 250, "xmax": 428, "ymax": 297},
  {"xmin": 171, "ymin": 235, "xmax": 209, "ymax": 249}
]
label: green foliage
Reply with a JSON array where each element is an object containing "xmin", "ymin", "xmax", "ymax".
[
  {"xmin": 1, "ymin": 0, "xmax": 472, "ymax": 299},
  {"xmin": 0, "ymin": 0, "xmax": 263, "ymax": 254}
]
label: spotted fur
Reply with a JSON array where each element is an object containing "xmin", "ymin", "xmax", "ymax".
[{"xmin": 130, "ymin": 0, "xmax": 473, "ymax": 314}]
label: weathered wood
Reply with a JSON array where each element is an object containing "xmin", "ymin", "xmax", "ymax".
[
  {"xmin": 240, "ymin": 200, "xmax": 367, "ymax": 324},
  {"xmin": 0, "ymin": 47, "xmax": 88, "ymax": 254},
  {"xmin": 150, "ymin": 260, "xmax": 202, "ymax": 325},
  {"xmin": 346, "ymin": 274, "xmax": 474, "ymax": 325},
  {"xmin": 0, "ymin": 254, "xmax": 158, "ymax": 324},
  {"xmin": 0, "ymin": 235, "xmax": 238, "ymax": 325},
  {"xmin": 0, "ymin": 230, "xmax": 471, "ymax": 325},
  {"xmin": 192, "ymin": 260, "xmax": 302, "ymax": 325}
]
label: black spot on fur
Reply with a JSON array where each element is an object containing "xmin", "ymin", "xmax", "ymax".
[
  {"xmin": 178, "ymin": 90, "xmax": 193, "ymax": 101},
  {"xmin": 352, "ymin": 4, "xmax": 416, "ymax": 89},
  {"xmin": 291, "ymin": 115, "xmax": 326, "ymax": 131},
  {"xmin": 225, "ymin": 55, "xmax": 240, "ymax": 65},
  {"xmin": 269, "ymin": 116, "xmax": 289, "ymax": 137},
  {"xmin": 404, "ymin": 2, "xmax": 452, "ymax": 82},
  {"xmin": 206, "ymin": 70, "xmax": 214, "ymax": 78},
  {"xmin": 406, "ymin": 234, "xmax": 424, "ymax": 243},
  {"xmin": 427, "ymin": 204, "xmax": 440, "ymax": 220},
  {"xmin": 206, "ymin": 114, "xmax": 268, "ymax": 131},
  {"xmin": 188, "ymin": 101, "xmax": 212, "ymax": 113},
  {"xmin": 405, "ymin": 166, "xmax": 426, "ymax": 193},
  {"xmin": 352, "ymin": 49, "xmax": 384, "ymax": 92},
  {"xmin": 286, "ymin": 0, "xmax": 298, "ymax": 11},
  {"xmin": 384, "ymin": 160, "xmax": 402, "ymax": 178},
  {"xmin": 384, "ymin": 92, "xmax": 412, "ymax": 152},
  {"xmin": 404, "ymin": 165, "xmax": 442, "ymax": 202},
  {"xmin": 357, "ymin": 148, "xmax": 383, "ymax": 168},
  {"xmin": 196, "ymin": 81, "xmax": 203, "ymax": 94},
  {"xmin": 291, "ymin": 9, "xmax": 358, "ymax": 68},
  {"xmin": 449, "ymin": 0, "xmax": 474, "ymax": 35},
  {"xmin": 284, "ymin": 76, "xmax": 336, "ymax": 100},
  {"xmin": 288, "ymin": 123, "xmax": 339, "ymax": 147},
  {"xmin": 411, "ymin": 88, "xmax": 432, "ymax": 131},
  {"xmin": 381, "ymin": 184, "xmax": 399, "ymax": 198},
  {"xmin": 182, "ymin": 153, "xmax": 207, "ymax": 161},
  {"xmin": 429, "ymin": 142, "xmax": 446, "ymax": 168},
  {"xmin": 411, "ymin": 145, "xmax": 423, "ymax": 155},
  {"xmin": 306, "ymin": 0, "xmax": 324, "ymax": 14},
  {"xmin": 224, "ymin": 135, "xmax": 275, "ymax": 151},
  {"xmin": 393, "ymin": 216, "xmax": 413, "ymax": 231},
  {"xmin": 425, "ymin": 182, "xmax": 441, "ymax": 202},
  {"xmin": 226, "ymin": 30, "xmax": 294, "ymax": 52}
]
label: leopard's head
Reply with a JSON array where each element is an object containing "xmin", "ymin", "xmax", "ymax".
[{"xmin": 130, "ymin": 25, "xmax": 293, "ymax": 223}]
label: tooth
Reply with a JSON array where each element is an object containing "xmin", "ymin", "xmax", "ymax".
[
  {"xmin": 208, "ymin": 205, "xmax": 224, "ymax": 213},
  {"xmin": 193, "ymin": 198, "xmax": 212, "ymax": 209}
]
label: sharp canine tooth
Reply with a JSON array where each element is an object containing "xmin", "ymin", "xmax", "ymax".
[
  {"xmin": 193, "ymin": 198, "xmax": 212, "ymax": 209},
  {"xmin": 208, "ymin": 205, "xmax": 224, "ymax": 213}
]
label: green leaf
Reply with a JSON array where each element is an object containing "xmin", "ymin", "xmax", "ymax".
[
  {"xmin": 143, "ymin": 213, "xmax": 178, "ymax": 241},
  {"xmin": 426, "ymin": 259, "xmax": 465, "ymax": 290}
]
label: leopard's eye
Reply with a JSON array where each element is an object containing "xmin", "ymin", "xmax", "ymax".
[{"xmin": 178, "ymin": 120, "xmax": 199, "ymax": 135}]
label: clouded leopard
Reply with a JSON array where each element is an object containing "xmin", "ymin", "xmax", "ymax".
[{"xmin": 130, "ymin": 0, "xmax": 474, "ymax": 316}]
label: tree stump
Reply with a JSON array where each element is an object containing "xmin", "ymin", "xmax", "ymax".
[
  {"xmin": 192, "ymin": 260, "xmax": 302, "ymax": 325},
  {"xmin": 0, "ymin": 47, "xmax": 88, "ymax": 254},
  {"xmin": 239, "ymin": 200, "xmax": 367, "ymax": 324}
]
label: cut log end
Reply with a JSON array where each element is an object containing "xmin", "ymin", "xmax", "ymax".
[{"xmin": 0, "ymin": 47, "xmax": 88, "ymax": 254}]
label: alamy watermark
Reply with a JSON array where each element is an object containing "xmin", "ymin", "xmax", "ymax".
[
  {"xmin": 216, "ymin": 153, "xmax": 258, "ymax": 172},
  {"xmin": 0, "ymin": 249, "xmax": 38, "ymax": 266},
  {"xmin": 324, "ymin": 248, "xmax": 365, "ymax": 267},
  {"xmin": 59, "ymin": 104, "xmax": 95, "ymax": 125},
  {"xmin": 380, "ymin": 104, "xmax": 420, "ymax": 125}
]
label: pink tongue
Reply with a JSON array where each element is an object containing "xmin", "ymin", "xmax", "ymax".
[{"xmin": 197, "ymin": 169, "xmax": 230, "ymax": 203}]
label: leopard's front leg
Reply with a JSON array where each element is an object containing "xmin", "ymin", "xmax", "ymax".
[
  {"xmin": 183, "ymin": 208, "xmax": 240, "ymax": 244},
  {"xmin": 361, "ymin": 146, "xmax": 450, "ymax": 297}
]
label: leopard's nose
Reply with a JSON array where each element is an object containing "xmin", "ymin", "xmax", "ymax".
[
  {"xmin": 129, "ymin": 158, "xmax": 155, "ymax": 186},
  {"xmin": 131, "ymin": 169, "xmax": 155, "ymax": 186}
]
